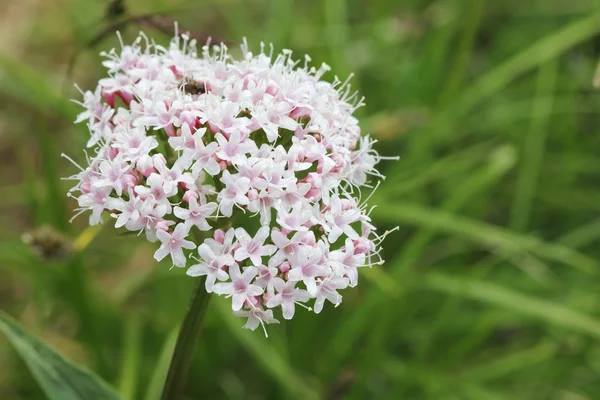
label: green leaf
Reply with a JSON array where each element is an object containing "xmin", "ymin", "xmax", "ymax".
[{"xmin": 0, "ymin": 311, "xmax": 121, "ymax": 400}]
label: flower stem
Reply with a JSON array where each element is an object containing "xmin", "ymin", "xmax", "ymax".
[{"xmin": 160, "ymin": 275, "xmax": 210, "ymax": 400}]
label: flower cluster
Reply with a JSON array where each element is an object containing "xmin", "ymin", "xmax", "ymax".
[{"xmin": 65, "ymin": 29, "xmax": 395, "ymax": 334}]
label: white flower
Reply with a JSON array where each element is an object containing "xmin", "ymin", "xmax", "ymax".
[
  {"xmin": 233, "ymin": 226, "xmax": 277, "ymax": 266},
  {"xmin": 287, "ymin": 246, "xmax": 328, "ymax": 296},
  {"xmin": 266, "ymin": 278, "xmax": 310, "ymax": 320},
  {"xmin": 213, "ymin": 264, "xmax": 264, "ymax": 311},
  {"xmin": 174, "ymin": 197, "xmax": 217, "ymax": 231},
  {"xmin": 313, "ymin": 277, "xmax": 349, "ymax": 314},
  {"xmin": 186, "ymin": 244, "xmax": 232, "ymax": 292},
  {"xmin": 217, "ymin": 171, "xmax": 250, "ymax": 217},
  {"xmin": 233, "ymin": 307, "xmax": 280, "ymax": 335},
  {"xmin": 154, "ymin": 224, "xmax": 196, "ymax": 267}
]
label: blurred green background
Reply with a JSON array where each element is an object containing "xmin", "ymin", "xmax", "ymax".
[{"xmin": 3, "ymin": 0, "xmax": 600, "ymax": 399}]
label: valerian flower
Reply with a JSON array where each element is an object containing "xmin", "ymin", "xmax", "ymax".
[{"xmin": 65, "ymin": 29, "xmax": 396, "ymax": 335}]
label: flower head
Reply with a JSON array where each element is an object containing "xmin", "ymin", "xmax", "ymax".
[{"xmin": 66, "ymin": 30, "xmax": 395, "ymax": 335}]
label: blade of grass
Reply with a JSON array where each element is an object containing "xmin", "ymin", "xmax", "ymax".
[
  {"xmin": 117, "ymin": 316, "xmax": 142, "ymax": 400},
  {"xmin": 213, "ymin": 298, "xmax": 320, "ymax": 400},
  {"xmin": 437, "ymin": 0, "xmax": 485, "ymax": 107},
  {"xmin": 370, "ymin": 199, "xmax": 598, "ymax": 274},
  {"xmin": 459, "ymin": 340, "xmax": 558, "ymax": 383},
  {"xmin": 0, "ymin": 53, "xmax": 78, "ymax": 120},
  {"xmin": 353, "ymin": 145, "xmax": 517, "ymax": 394},
  {"xmin": 558, "ymin": 219, "xmax": 600, "ymax": 248},
  {"xmin": 453, "ymin": 12, "xmax": 600, "ymax": 118},
  {"xmin": 423, "ymin": 272, "xmax": 600, "ymax": 340},
  {"xmin": 509, "ymin": 58, "xmax": 558, "ymax": 231},
  {"xmin": 144, "ymin": 328, "xmax": 178, "ymax": 400}
]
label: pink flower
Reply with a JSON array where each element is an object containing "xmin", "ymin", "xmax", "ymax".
[
  {"xmin": 233, "ymin": 227, "xmax": 277, "ymax": 266},
  {"xmin": 186, "ymin": 244, "xmax": 232, "ymax": 292},
  {"xmin": 154, "ymin": 224, "xmax": 196, "ymax": 267},
  {"xmin": 266, "ymin": 278, "xmax": 310, "ymax": 320},
  {"xmin": 174, "ymin": 197, "xmax": 217, "ymax": 231},
  {"xmin": 213, "ymin": 264, "xmax": 264, "ymax": 311},
  {"xmin": 217, "ymin": 171, "xmax": 250, "ymax": 217}
]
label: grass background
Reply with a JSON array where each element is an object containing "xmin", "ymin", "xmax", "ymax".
[{"xmin": 2, "ymin": 0, "xmax": 600, "ymax": 399}]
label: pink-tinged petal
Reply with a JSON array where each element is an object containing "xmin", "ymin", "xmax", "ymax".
[
  {"xmin": 173, "ymin": 206, "xmax": 189, "ymax": 220},
  {"xmin": 262, "ymin": 244, "xmax": 277, "ymax": 256},
  {"xmin": 255, "ymin": 226, "xmax": 270, "ymax": 243},
  {"xmin": 197, "ymin": 244, "xmax": 215, "ymax": 260},
  {"xmin": 186, "ymin": 264, "xmax": 208, "ymax": 277},
  {"xmin": 266, "ymin": 294, "xmax": 281, "ymax": 309},
  {"xmin": 287, "ymin": 269, "xmax": 302, "ymax": 282},
  {"xmin": 271, "ymin": 230, "xmax": 289, "ymax": 248},
  {"xmin": 231, "ymin": 293, "xmax": 245, "ymax": 311},
  {"xmin": 213, "ymin": 282, "xmax": 233, "ymax": 296},
  {"xmin": 216, "ymin": 269, "xmax": 229, "ymax": 281},
  {"xmin": 204, "ymin": 274, "xmax": 217, "ymax": 293},
  {"xmin": 154, "ymin": 245, "xmax": 169, "ymax": 261},
  {"xmin": 172, "ymin": 249, "xmax": 187, "ymax": 267},
  {"xmin": 250, "ymin": 254, "xmax": 262, "ymax": 266},
  {"xmin": 181, "ymin": 239, "xmax": 196, "ymax": 250},
  {"xmin": 242, "ymin": 315, "xmax": 260, "ymax": 331},
  {"xmin": 305, "ymin": 279, "xmax": 317, "ymax": 296},
  {"xmin": 234, "ymin": 248, "xmax": 250, "ymax": 262},
  {"xmin": 343, "ymin": 225, "xmax": 360, "ymax": 240},
  {"xmin": 228, "ymin": 264, "xmax": 242, "ymax": 281},
  {"xmin": 156, "ymin": 229, "xmax": 171, "ymax": 242},
  {"xmin": 281, "ymin": 301, "xmax": 295, "ymax": 320},
  {"xmin": 220, "ymin": 201, "xmax": 234, "ymax": 217},
  {"xmin": 246, "ymin": 284, "xmax": 264, "ymax": 297},
  {"xmin": 196, "ymin": 220, "xmax": 211, "ymax": 231},
  {"xmin": 313, "ymin": 299, "xmax": 325, "ymax": 314},
  {"xmin": 242, "ymin": 267, "xmax": 258, "ymax": 283}
]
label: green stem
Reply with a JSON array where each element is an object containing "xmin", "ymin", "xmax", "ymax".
[{"xmin": 160, "ymin": 275, "xmax": 210, "ymax": 400}]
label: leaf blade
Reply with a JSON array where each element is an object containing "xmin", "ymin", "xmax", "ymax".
[{"xmin": 0, "ymin": 311, "xmax": 121, "ymax": 400}]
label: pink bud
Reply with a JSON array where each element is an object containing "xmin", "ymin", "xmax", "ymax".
[
  {"xmin": 154, "ymin": 220, "xmax": 171, "ymax": 232},
  {"xmin": 278, "ymin": 261, "xmax": 291, "ymax": 273},
  {"xmin": 354, "ymin": 238, "xmax": 372, "ymax": 254},
  {"xmin": 247, "ymin": 189, "xmax": 258, "ymax": 201},
  {"xmin": 341, "ymin": 199, "xmax": 354, "ymax": 211},
  {"xmin": 265, "ymin": 83, "xmax": 278, "ymax": 96},
  {"xmin": 136, "ymin": 155, "xmax": 154, "ymax": 177},
  {"xmin": 305, "ymin": 188, "xmax": 321, "ymax": 201},
  {"xmin": 165, "ymin": 124, "xmax": 176, "ymax": 137},
  {"xmin": 301, "ymin": 231, "xmax": 316, "ymax": 246},
  {"xmin": 152, "ymin": 154, "xmax": 167, "ymax": 169},
  {"xmin": 107, "ymin": 146, "xmax": 120, "ymax": 160},
  {"xmin": 213, "ymin": 229, "xmax": 226, "ymax": 243},
  {"xmin": 245, "ymin": 296, "xmax": 260, "ymax": 309},
  {"xmin": 117, "ymin": 91, "xmax": 134, "ymax": 106},
  {"xmin": 103, "ymin": 90, "xmax": 116, "ymax": 108},
  {"xmin": 183, "ymin": 190, "xmax": 199, "ymax": 203},
  {"xmin": 80, "ymin": 181, "xmax": 91, "ymax": 194},
  {"xmin": 262, "ymin": 292, "xmax": 272, "ymax": 305},
  {"xmin": 290, "ymin": 106, "xmax": 311, "ymax": 119},
  {"xmin": 122, "ymin": 173, "xmax": 139, "ymax": 190}
]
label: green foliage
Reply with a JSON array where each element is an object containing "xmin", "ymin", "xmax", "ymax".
[
  {"xmin": 0, "ymin": 311, "xmax": 120, "ymax": 400},
  {"xmin": 2, "ymin": 0, "xmax": 600, "ymax": 399}
]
